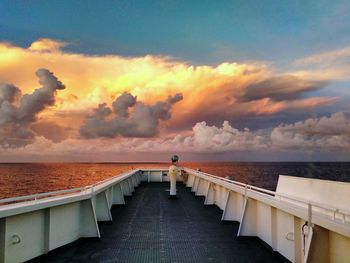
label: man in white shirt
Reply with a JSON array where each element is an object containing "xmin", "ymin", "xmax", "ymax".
[{"xmin": 168, "ymin": 155, "xmax": 181, "ymax": 199}]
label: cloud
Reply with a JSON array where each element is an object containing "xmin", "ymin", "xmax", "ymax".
[
  {"xmin": 294, "ymin": 46, "xmax": 350, "ymax": 67},
  {"xmin": 28, "ymin": 38, "xmax": 68, "ymax": 53},
  {"xmin": 97, "ymin": 120, "xmax": 267, "ymax": 153},
  {"xmin": 240, "ymin": 75, "xmax": 327, "ymax": 102},
  {"xmin": 17, "ymin": 69, "xmax": 65, "ymax": 122},
  {"xmin": 0, "ymin": 38, "xmax": 344, "ymax": 158},
  {"xmin": 1, "ymin": 119, "xmax": 267, "ymax": 157},
  {"xmin": 0, "ymin": 69, "xmax": 65, "ymax": 147},
  {"xmin": 30, "ymin": 121, "xmax": 70, "ymax": 143},
  {"xmin": 80, "ymin": 92, "xmax": 183, "ymax": 138},
  {"xmin": 292, "ymin": 46, "xmax": 350, "ymax": 81},
  {"xmin": 182, "ymin": 121, "xmax": 267, "ymax": 152},
  {"xmin": 0, "ymin": 39, "xmax": 337, "ymax": 134},
  {"xmin": 2, "ymin": 112, "xmax": 350, "ymax": 161},
  {"xmin": 112, "ymin": 92, "xmax": 137, "ymax": 117},
  {"xmin": 271, "ymin": 112, "xmax": 350, "ymax": 150},
  {"xmin": 0, "ymin": 83, "xmax": 21, "ymax": 104}
]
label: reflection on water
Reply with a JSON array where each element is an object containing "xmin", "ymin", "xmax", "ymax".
[{"xmin": 0, "ymin": 162, "xmax": 349, "ymax": 199}]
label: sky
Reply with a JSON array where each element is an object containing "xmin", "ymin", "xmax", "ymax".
[{"xmin": 0, "ymin": 0, "xmax": 350, "ymax": 162}]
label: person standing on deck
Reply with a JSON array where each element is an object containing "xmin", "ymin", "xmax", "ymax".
[{"xmin": 169, "ymin": 155, "xmax": 181, "ymax": 199}]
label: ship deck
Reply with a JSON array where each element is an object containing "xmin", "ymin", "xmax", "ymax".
[{"xmin": 30, "ymin": 182, "xmax": 287, "ymax": 263}]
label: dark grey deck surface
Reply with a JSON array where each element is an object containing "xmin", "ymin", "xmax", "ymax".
[{"xmin": 30, "ymin": 183, "xmax": 287, "ymax": 263}]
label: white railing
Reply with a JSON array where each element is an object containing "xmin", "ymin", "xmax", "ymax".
[
  {"xmin": 0, "ymin": 186, "xmax": 89, "ymax": 205},
  {"xmin": 1, "ymin": 167, "xmax": 349, "ymax": 227},
  {"xmin": 0, "ymin": 169, "xmax": 139, "ymax": 206},
  {"xmin": 185, "ymin": 168, "xmax": 350, "ymax": 227},
  {"xmin": 0, "ymin": 167, "xmax": 349, "ymax": 263}
]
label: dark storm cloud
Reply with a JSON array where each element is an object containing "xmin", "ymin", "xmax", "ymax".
[
  {"xmin": 240, "ymin": 75, "xmax": 327, "ymax": 102},
  {"xmin": 80, "ymin": 92, "xmax": 183, "ymax": 138},
  {"xmin": 0, "ymin": 69, "xmax": 65, "ymax": 147}
]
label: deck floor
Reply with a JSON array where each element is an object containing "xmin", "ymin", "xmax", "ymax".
[{"xmin": 30, "ymin": 183, "xmax": 287, "ymax": 263}]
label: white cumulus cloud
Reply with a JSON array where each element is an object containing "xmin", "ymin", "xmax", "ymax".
[{"xmin": 271, "ymin": 112, "xmax": 350, "ymax": 150}]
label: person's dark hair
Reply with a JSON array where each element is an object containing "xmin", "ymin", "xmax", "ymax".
[{"xmin": 171, "ymin": 155, "xmax": 179, "ymax": 163}]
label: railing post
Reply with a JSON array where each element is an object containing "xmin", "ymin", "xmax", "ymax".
[
  {"xmin": 308, "ymin": 203, "xmax": 312, "ymax": 227},
  {"xmin": 333, "ymin": 209, "xmax": 338, "ymax": 221}
]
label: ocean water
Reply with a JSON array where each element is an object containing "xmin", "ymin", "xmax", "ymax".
[{"xmin": 0, "ymin": 162, "xmax": 350, "ymax": 199}]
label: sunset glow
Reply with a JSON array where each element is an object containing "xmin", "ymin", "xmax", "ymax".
[{"xmin": 1, "ymin": 1, "xmax": 350, "ymax": 161}]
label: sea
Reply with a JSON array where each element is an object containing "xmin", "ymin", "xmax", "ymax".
[{"xmin": 0, "ymin": 162, "xmax": 350, "ymax": 199}]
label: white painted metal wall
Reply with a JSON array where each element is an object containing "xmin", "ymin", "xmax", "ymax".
[
  {"xmin": 0, "ymin": 169, "xmax": 145, "ymax": 263},
  {"xmin": 0, "ymin": 168, "xmax": 349, "ymax": 263},
  {"xmin": 184, "ymin": 168, "xmax": 350, "ymax": 263}
]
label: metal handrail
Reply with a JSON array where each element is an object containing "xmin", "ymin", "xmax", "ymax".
[
  {"xmin": 184, "ymin": 168, "xmax": 350, "ymax": 223},
  {"xmin": 1, "ymin": 167, "xmax": 350, "ymax": 225},
  {"xmin": 0, "ymin": 186, "xmax": 90, "ymax": 204},
  {"xmin": 0, "ymin": 169, "xmax": 139, "ymax": 205}
]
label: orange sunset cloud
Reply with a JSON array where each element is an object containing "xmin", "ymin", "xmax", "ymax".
[{"xmin": 0, "ymin": 38, "xmax": 339, "ymax": 155}]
